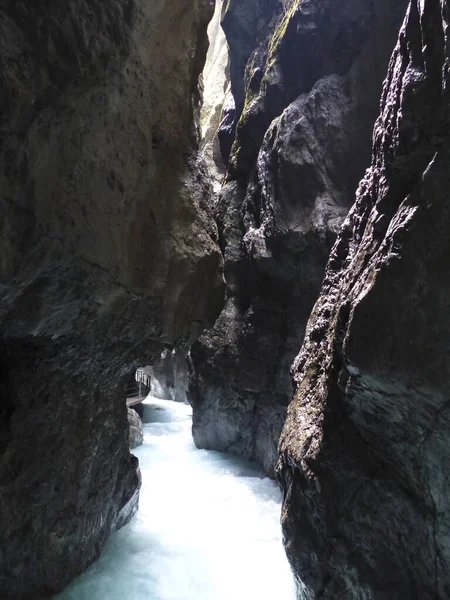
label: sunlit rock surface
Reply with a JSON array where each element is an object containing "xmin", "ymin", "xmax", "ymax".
[
  {"xmin": 278, "ymin": 1, "xmax": 450, "ymax": 597},
  {"xmin": 0, "ymin": 0, "xmax": 224, "ymax": 596},
  {"xmin": 200, "ymin": 0, "xmax": 229, "ymax": 190},
  {"xmin": 189, "ymin": 0, "xmax": 408, "ymax": 476},
  {"xmin": 149, "ymin": 349, "xmax": 190, "ymax": 404}
]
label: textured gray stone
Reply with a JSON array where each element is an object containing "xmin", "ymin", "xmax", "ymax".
[
  {"xmin": 0, "ymin": 0, "xmax": 224, "ymax": 596},
  {"xmin": 128, "ymin": 408, "xmax": 144, "ymax": 449},
  {"xmin": 189, "ymin": 0, "xmax": 408, "ymax": 476},
  {"xmin": 278, "ymin": 1, "xmax": 450, "ymax": 597}
]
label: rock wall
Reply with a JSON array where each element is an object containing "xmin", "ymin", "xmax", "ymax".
[
  {"xmin": 128, "ymin": 408, "xmax": 144, "ymax": 449},
  {"xmin": 0, "ymin": 0, "xmax": 224, "ymax": 597},
  {"xmin": 200, "ymin": 0, "xmax": 229, "ymax": 191},
  {"xmin": 278, "ymin": 1, "xmax": 450, "ymax": 597},
  {"xmin": 188, "ymin": 0, "xmax": 408, "ymax": 476},
  {"xmin": 149, "ymin": 349, "xmax": 190, "ymax": 403}
]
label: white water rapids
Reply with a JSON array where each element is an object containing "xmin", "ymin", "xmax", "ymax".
[{"xmin": 57, "ymin": 398, "xmax": 297, "ymax": 600}]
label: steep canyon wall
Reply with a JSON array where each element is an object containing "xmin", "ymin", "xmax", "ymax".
[
  {"xmin": 2, "ymin": 0, "xmax": 449, "ymax": 598},
  {"xmin": 0, "ymin": 0, "xmax": 224, "ymax": 596},
  {"xmin": 278, "ymin": 0, "xmax": 450, "ymax": 598},
  {"xmin": 189, "ymin": 0, "xmax": 409, "ymax": 476}
]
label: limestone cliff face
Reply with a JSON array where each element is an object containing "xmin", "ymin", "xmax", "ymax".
[
  {"xmin": 0, "ymin": 0, "xmax": 224, "ymax": 597},
  {"xmin": 189, "ymin": 0, "xmax": 408, "ymax": 476},
  {"xmin": 278, "ymin": 1, "xmax": 450, "ymax": 597},
  {"xmin": 200, "ymin": 0, "xmax": 229, "ymax": 190}
]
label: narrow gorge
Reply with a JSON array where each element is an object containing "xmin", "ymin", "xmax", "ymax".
[{"xmin": 0, "ymin": 0, "xmax": 449, "ymax": 599}]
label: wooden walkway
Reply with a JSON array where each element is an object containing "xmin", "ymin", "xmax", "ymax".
[
  {"xmin": 126, "ymin": 382, "xmax": 148, "ymax": 408},
  {"xmin": 126, "ymin": 395, "xmax": 144, "ymax": 408}
]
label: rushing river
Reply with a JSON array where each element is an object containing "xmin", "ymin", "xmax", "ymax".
[{"xmin": 57, "ymin": 398, "xmax": 296, "ymax": 600}]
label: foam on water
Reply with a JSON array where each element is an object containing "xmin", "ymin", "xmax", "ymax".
[{"xmin": 56, "ymin": 398, "xmax": 297, "ymax": 600}]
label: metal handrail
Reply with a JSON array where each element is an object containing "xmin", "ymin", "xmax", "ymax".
[{"xmin": 125, "ymin": 382, "xmax": 149, "ymax": 399}]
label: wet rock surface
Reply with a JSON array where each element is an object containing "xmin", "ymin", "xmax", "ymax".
[
  {"xmin": 278, "ymin": 1, "xmax": 450, "ymax": 597},
  {"xmin": 0, "ymin": 0, "xmax": 223, "ymax": 596},
  {"xmin": 128, "ymin": 408, "xmax": 144, "ymax": 449},
  {"xmin": 189, "ymin": 0, "xmax": 408, "ymax": 476}
]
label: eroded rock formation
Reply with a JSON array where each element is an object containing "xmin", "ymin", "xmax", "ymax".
[
  {"xmin": 278, "ymin": 1, "xmax": 450, "ymax": 597},
  {"xmin": 148, "ymin": 349, "xmax": 190, "ymax": 403},
  {"xmin": 0, "ymin": 0, "xmax": 224, "ymax": 596},
  {"xmin": 189, "ymin": 0, "xmax": 408, "ymax": 476},
  {"xmin": 128, "ymin": 408, "xmax": 144, "ymax": 449}
]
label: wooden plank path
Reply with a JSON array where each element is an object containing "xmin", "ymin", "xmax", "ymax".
[
  {"xmin": 126, "ymin": 395, "xmax": 144, "ymax": 408},
  {"xmin": 126, "ymin": 382, "xmax": 147, "ymax": 408}
]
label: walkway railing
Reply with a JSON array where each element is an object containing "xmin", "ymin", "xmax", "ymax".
[{"xmin": 126, "ymin": 382, "xmax": 148, "ymax": 407}]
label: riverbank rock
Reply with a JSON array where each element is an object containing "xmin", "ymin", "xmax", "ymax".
[
  {"xmin": 278, "ymin": 1, "xmax": 450, "ymax": 597},
  {"xmin": 128, "ymin": 408, "xmax": 144, "ymax": 449},
  {"xmin": 0, "ymin": 0, "xmax": 224, "ymax": 597},
  {"xmin": 189, "ymin": 0, "xmax": 408, "ymax": 476}
]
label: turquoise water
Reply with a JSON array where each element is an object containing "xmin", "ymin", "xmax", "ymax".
[{"xmin": 56, "ymin": 398, "xmax": 296, "ymax": 600}]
